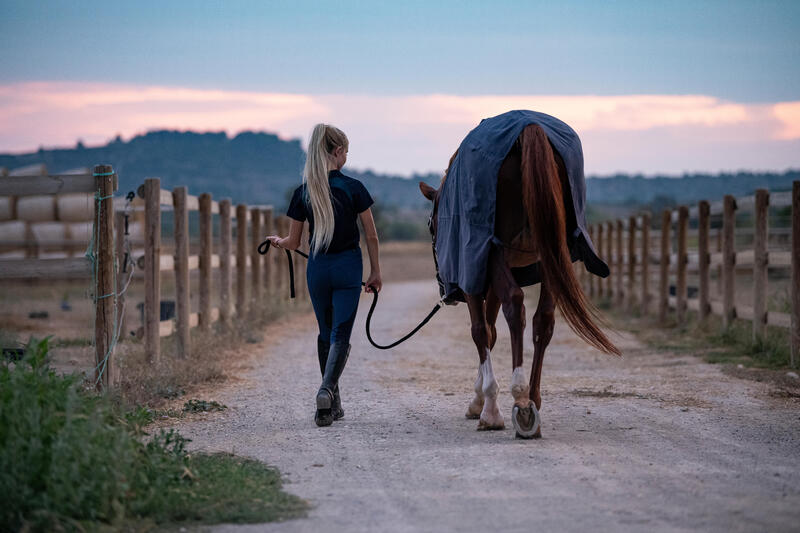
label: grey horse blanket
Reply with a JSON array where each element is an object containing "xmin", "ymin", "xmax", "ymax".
[{"xmin": 435, "ymin": 110, "xmax": 608, "ymax": 300}]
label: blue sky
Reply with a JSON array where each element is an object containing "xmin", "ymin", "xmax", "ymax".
[
  {"xmin": 1, "ymin": 0, "xmax": 799, "ymax": 174},
  {"xmin": 3, "ymin": 0, "xmax": 799, "ymax": 100}
]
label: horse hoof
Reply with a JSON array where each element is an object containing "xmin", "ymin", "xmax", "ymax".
[
  {"xmin": 465, "ymin": 412, "xmax": 480, "ymax": 420},
  {"xmin": 512, "ymin": 402, "xmax": 540, "ymax": 439},
  {"xmin": 477, "ymin": 419, "xmax": 505, "ymax": 431}
]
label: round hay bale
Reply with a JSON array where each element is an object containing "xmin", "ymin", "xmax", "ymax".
[
  {"xmin": 17, "ymin": 195, "xmax": 56, "ymax": 222},
  {"xmin": 0, "ymin": 220, "xmax": 27, "ymax": 254},
  {"xmin": 30, "ymin": 222, "xmax": 67, "ymax": 245},
  {"xmin": 57, "ymin": 193, "xmax": 93, "ymax": 222},
  {"xmin": 0, "ymin": 197, "xmax": 13, "ymax": 220},
  {"xmin": 67, "ymin": 221, "xmax": 93, "ymax": 243},
  {"xmin": 128, "ymin": 220, "xmax": 144, "ymax": 241},
  {"xmin": 0, "ymin": 220, "xmax": 26, "ymax": 242}
]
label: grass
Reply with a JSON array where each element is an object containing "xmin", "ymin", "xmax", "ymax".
[
  {"xmin": 0, "ymin": 337, "xmax": 307, "ymax": 532},
  {"xmin": 115, "ymin": 294, "xmax": 308, "ymax": 407},
  {"xmin": 603, "ymin": 305, "xmax": 792, "ymax": 370}
]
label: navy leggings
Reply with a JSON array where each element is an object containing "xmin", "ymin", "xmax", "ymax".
[{"xmin": 306, "ymin": 247, "xmax": 363, "ymax": 346}]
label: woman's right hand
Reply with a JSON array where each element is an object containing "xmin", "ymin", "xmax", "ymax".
[
  {"xmin": 365, "ymin": 271, "xmax": 382, "ymax": 293},
  {"xmin": 266, "ymin": 235, "xmax": 282, "ymax": 248}
]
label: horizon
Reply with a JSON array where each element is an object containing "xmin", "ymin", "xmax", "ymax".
[
  {"xmin": 4, "ymin": 126, "xmax": 799, "ymax": 180},
  {"xmin": 1, "ymin": 1, "xmax": 799, "ymax": 175}
]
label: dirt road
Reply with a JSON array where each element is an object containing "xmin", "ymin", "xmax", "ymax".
[{"xmin": 173, "ymin": 280, "xmax": 800, "ymax": 532}]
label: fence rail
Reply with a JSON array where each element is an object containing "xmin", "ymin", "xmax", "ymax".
[
  {"xmin": 136, "ymin": 178, "xmax": 308, "ymax": 362},
  {"xmin": 583, "ymin": 182, "xmax": 799, "ymax": 367},
  {"xmin": 0, "ymin": 166, "xmax": 118, "ymax": 388},
  {"xmin": 0, "ymin": 167, "xmax": 309, "ymax": 389}
]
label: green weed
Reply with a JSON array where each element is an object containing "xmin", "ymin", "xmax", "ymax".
[{"xmin": 0, "ymin": 338, "xmax": 306, "ymax": 531}]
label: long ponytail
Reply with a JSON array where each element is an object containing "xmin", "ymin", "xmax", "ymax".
[{"xmin": 304, "ymin": 124, "xmax": 348, "ymax": 254}]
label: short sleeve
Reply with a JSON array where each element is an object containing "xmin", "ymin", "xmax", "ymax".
[
  {"xmin": 286, "ymin": 186, "xmax": 307, "ymax": 222},
  {"xmin": 352, "ymin": 181, "xmax": 374, "ymax": 214}
]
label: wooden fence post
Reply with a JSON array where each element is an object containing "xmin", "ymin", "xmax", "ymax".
[
  {"xmin": 219, "ymin": 199, "xmax": 232, "ymax": 325},
  {"xmin": 114, "ymin": 210, "xmax": 127, "ymax": 342},
  {"xmin": 627, "ymin": 216, "xmax": 636, "ymax": 312},
  {"xmin": 144, "ymin": 178, "xmax": 161, "ymax": 362},
  {"xmin": 595, "ymin": 222, "xmax": 600, "ymax": 298},
  {"xmin": 753, "ymin": 189, "xmax": 769, "ymax": 339},
  {"xmin": 588, "ymin": 225, "xmax": 595, "ymax": 297},
  {"xmin": 792, "ymin": 181, "xmax": 799, "ymax": 368},
  {"xmin": 606, "ymin": 221, "xmax": 614, "ymax": 301},
  {"xmin": 716, "ymin": 227, "xmax": 723, "ymax": 297},
  {"xmin": 93, "ymin": 164, "xmax": 116, "ymax": 390},
  {"xmin": 659, "ymin": 209, "xmax": 671, "ymax": 323},
  {"xmin": 173, "ymin": 186, "xmax": 190, "ymax": 358},
  {"xmin": 616, "ymin": 219, "xmax": 624, "ymax": 306},
  {"xmin": 236, "ymin": 204, "xmax": 248, "ymax": 318},
  {"xmin": 250, "ymin": 208, "xmax": 262, "ymax": 318},
  {"xmin": 640, "ymin": 213, "xmax": 650, "ymax": 316},
  {"xmin": 722, "ymin": 195, "xmax": 737, "ymax": 328},
  {"xmin": 676, "ymin": 206, "xmax": 689, "ymax": 324},
  {"xmin": 199, "ymin": 193, "xmax": 212, "ymax": 331},
  {"xmin": 262, "ymin": 208, "xmax": 273, "ymax": 297},
  {"xmin": 698, "ymin": 200, "xmax": 711, "ymax": 321}
]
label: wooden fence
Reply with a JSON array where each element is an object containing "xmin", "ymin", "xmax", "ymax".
[
  {"xmin": 0, "ymin": 166, "xmax": 310, "ymax": 388},
  {"xmin": 581, "ymin": 182, "xmax": 799, "ymax": 367},
  {"xmin": 0, "ymin": 165, "xmax": 118, "ymax": 388},
  {"xmin": 133, "ymin": 178, "xmax": 308, "ymax": 363}
]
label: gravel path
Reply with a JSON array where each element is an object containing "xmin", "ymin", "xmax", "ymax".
[{"xmin": 172, "ymin": 280, "xmax": 800, "ymax": 532}]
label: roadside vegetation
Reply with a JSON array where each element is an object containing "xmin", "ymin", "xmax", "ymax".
[
  {"xmin": 599, "ymin": 298, "xmax": 793, "ymax": 371},
  {"xmin": 0, "ymin": 337, "xmax": 307, "ymax": 531}
]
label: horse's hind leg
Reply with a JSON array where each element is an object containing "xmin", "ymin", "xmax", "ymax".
[
  {"xmin": 465, "ymin": 293, "xmax": 504, "ymax": 430},
  {"xmin": 529, "ymin": 282, "xmax": 555, "ymax": 436}
]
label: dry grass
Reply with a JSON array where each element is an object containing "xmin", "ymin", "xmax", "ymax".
[
  {"xmin": 2, "ymin": 240, "xmax": 435, "ymax": 408},
  {"xmin": 114, "ymin": 296, "xmax": 310, "ymax": 408}
]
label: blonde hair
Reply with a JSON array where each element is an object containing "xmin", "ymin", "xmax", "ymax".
[{"xmin": 304, "ymin": 123, "xmax": 349, "ymax": 254}]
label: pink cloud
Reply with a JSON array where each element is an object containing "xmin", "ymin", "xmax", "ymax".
[{"xmin": 0, "ymin": 81, "xmax": 798, "ymax": 175}]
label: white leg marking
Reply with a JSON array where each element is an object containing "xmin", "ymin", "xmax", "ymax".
[
  {"xmin": 466, "ymin": 365, "xmax": 484, "ymax": 418},
  {"xmin": 481, "ymin": 349, "xmax": 498, "ymax": 399},
  {"xmin": 478, "ymin": 349, "xmax": 504, "ymax": 429},
  {"xmin": 510, "ymin": 366, "xmax": 530, "ymax": 405}
]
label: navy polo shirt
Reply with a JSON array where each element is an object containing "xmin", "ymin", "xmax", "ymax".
[{"xmin": 287, "ymin": 170, "xmax": 374, "ymax": 254}]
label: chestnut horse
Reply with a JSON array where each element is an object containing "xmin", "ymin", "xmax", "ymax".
[{"xmin": 419, "ymin": 123, "xmax": 619, "ymax": 439}]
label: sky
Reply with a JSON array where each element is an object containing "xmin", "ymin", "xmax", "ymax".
[{"xmin": 1, "ymin": 0, "xmax": 799, "ymax": 176}]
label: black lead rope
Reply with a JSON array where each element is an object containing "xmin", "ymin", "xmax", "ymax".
[{"xmin": 257, "ymin": 239, "xmax": 443, "ymax": 350}]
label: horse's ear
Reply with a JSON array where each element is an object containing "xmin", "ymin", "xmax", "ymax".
[{"xmin": 419, "ymin": 182, "xmax": 437, "ymax": 202}]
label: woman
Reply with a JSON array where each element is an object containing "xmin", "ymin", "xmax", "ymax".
[{"xmin": 266, "ymin": 124, "xmax": 382, "ymax": 427}]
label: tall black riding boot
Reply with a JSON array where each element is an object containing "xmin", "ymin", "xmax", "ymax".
[
  {"xmin": 315, "ymin": 343, "xmax": 351, "ymax": 427},
  {"xmin": 315, "ymin": 337, "xmax": 344, "ymax": 421},
  {"xmin": 315, "ymin": 337, "xmax": 331, "ymax": 426}
]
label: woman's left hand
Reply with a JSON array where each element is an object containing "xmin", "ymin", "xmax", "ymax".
[
  {"xmin": 365, "ymin": 271, "xmax": 382, "ymax": 293},
  {"xmin": 266, "ymin": 235, "xmax": 282, "ymax": 248}
]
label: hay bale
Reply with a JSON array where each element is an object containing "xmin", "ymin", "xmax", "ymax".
[
  {"xmin": 57, "ymin": 193, "xmax": 93, "ymax": 222},
  {"xmin": 30, "ymin": 222, "xmax": 67, "ymax": 245},
  {"xmin": 0, "ymin": 220, "xmax": 26, "ymax": 242},
  {"xmin": 0, "ymin": 197, "xmax": 13, "ymax": 220},
  {"xmin": 17, "ymin": 195, "xmax": 56, "ymax": 221},
  {"xmin": 67, "ymin": 221, "xmax": 93, "ymax": 242},
  {"xmin": 0, "ymin": 220, "xmax": 27, "ymax": 254}
]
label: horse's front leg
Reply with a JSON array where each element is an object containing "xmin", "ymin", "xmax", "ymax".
[{"xmin": 465, "ymin": 294, "xmax": 504, "ymax": 430}]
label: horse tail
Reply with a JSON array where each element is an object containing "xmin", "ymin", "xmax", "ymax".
[{"xmin": 519, "ymin": 124, "xmax": 620, "ymax": 356}]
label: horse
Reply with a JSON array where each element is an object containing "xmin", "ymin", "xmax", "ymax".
[{"xmin": 419, "ymin": 121, "xmax": 620, "ymax": 439}]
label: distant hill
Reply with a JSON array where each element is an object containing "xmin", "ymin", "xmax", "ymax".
[
  {"xmin": 586, "ymin": 171, "xmax": 799, "ymax": 206},
  {"xmin": 0, "ymin": 130, "xmax": 440, "ymax": 210},
  {"xmin": 1, "ymin": 131, "xmax": 796, "ymax": 211}
]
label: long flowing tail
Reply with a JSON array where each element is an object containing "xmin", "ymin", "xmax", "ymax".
[{"xmin": 519, "ymin": 124, "xmax": 620, "ymax": 355}]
